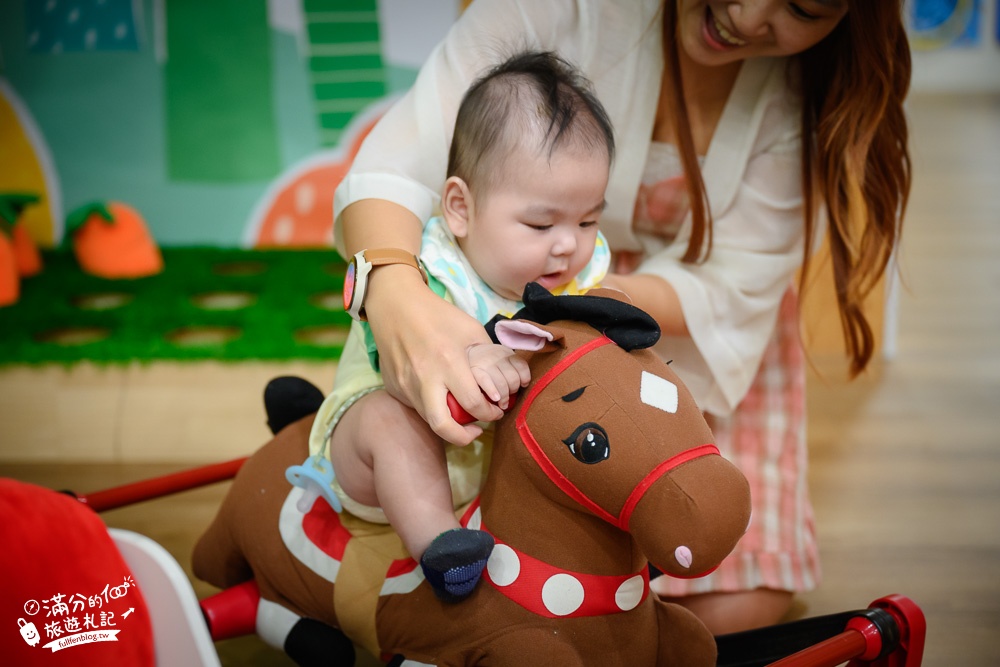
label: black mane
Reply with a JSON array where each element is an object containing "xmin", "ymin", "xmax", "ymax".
[{"xmin": 486, "ymin": 282, "xmax": 660, "ymax": 351}]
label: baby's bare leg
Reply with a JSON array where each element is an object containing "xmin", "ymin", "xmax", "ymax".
[{"xmin": 329, "ymin": 389, "xmax": 459, "ymax": 558}]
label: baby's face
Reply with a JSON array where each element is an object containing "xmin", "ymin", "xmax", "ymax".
[{"xmin": 460, "ymin": 146, "xmax": 609, "ymax": 301}]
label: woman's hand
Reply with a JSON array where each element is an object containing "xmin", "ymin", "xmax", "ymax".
[{"xmin": 364, "ymin": 266, "xmax": 503, "ymax": 445}]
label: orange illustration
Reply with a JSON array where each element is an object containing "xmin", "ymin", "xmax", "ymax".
[
  {"xmin": 0, "ymin": 192, "xmax": 44, "ymax": 277},
  {"xmin": 251, "ymin": 115, "xmax": 381, "ymax": 248},
  {"xmin": 67, "ymin": 201, "xmax": 164, "ymax": 279},
  {"xmin": 0, "ymin": 231, "xmax": 19, "ymax": 307},
  {"xmin": 12, "ymin": 224, "xmax": 42, "ymax": 277}
]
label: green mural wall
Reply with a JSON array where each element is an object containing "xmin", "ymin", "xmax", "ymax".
[
  {"xmin": 0, "ymin": 0, "xmax": 425, "ymax": 248},
  {"xmin": 165, "ymin": 0, "xmax": 280, "ymax": 181},
  {"xmin": 305, "ymin": 0, "xmax": 387, "ymax": 147}
]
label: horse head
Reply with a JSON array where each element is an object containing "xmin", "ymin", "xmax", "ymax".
[{"xmin": 485, "ymin": 284, "xmax": 751, "ymax": 579}]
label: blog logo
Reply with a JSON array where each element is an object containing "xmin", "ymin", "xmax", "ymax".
[{"xmin": 13, "ymin": 576, "xmax": 137, "ymax": 653}]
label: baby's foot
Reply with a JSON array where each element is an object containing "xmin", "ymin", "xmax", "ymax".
[{"xmin": 419, "ymin": 529, "xmax": 495, "ymax": 602}]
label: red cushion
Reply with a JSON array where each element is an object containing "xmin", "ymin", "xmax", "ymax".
[{"xmin": 0, "ymin": 479, "xmax": 154, "ymax": 666}]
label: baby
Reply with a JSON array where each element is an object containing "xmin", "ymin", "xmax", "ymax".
[{"xmin": 303, "ymin": 51, "xmax": 615, "ymax": 601}]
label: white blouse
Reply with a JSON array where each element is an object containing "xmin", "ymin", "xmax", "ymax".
[{"xmin": 334, "ymin": 0, "xmax": 811, "ymax": 416}]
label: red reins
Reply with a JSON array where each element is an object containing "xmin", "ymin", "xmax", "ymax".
[{"xmin": 515, "ymin": 335, "xmax": 719, "ymax": 530}]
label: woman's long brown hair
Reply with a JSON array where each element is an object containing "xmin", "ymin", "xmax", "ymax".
[{"xmin": 665, "ymin": 1, "xmax": 912, "ymax": 377}]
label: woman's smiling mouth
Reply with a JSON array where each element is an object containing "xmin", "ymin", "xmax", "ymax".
[{"xmin": 705, "ymin": 6, "xmax": 748, "ymax": 48}]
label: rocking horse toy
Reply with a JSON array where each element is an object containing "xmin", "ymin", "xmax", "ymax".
[{"xmin": 190, "ymin": 285, "xmax": 753, "ymax": 666}]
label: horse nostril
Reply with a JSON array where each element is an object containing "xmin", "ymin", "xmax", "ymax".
[{"xmin": 674, "ymin": 545, "xmax": 692, "ymax": 569}]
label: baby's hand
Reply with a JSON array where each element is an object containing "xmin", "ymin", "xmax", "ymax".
[{"xmin": 467, "ymin": 343, "xmax": 530, "ymax": 411}]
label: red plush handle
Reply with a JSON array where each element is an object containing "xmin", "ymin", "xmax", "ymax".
[{"xmin": 447, "ymin": 392, "xmax": 517, "ymax": 425}]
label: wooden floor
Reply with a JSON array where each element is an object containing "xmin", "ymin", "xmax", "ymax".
[
  {"xmin": 2, "ymin": 92, "xmax": 999, "ymax": 665},
  {"xmin": 796, "ymin": 92, "xmax": 1000, "ymax": 664}
]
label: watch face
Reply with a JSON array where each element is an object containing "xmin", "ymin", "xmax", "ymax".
[{"xmin": 343, "ymin": 260, "xmax": 357, "ymax": 311}]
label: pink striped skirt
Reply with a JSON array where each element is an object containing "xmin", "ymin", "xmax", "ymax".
[{"xmin": 653, "ymin": 289, "xmax": 821, "ymax": 596}]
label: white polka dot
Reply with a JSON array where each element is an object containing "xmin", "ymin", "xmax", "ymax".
[
  {"xmin": 295, "ymin": 182, "xmax": 316, "ymax": 215},
  {"xmin": 615, "ymin": 575, "xmax": 645, "ymax": 611},
  {"xmin": 466, "ymin": 507, "xmax": 482, "ymax": 531},
  {"xmin": 541, "ymin": 573, "xmax": 584, "ymax": 616},
  {"xmin": 486, "ymin": 544, "xmax": 519, "ymax": 587},
  {"xmin": 273, "ymin": 215, "xmax": 294, "ymax": 244}
]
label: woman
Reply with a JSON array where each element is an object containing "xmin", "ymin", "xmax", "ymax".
[{"xmin": 331, "ymin": 0, "xmax": 911, "ymax": 633}]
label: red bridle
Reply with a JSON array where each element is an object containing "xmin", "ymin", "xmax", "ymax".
[{"xmin": 515, "ymin": 335, "xmax": 720, "ymax": 531}]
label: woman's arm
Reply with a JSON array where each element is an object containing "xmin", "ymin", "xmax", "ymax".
[
  {"xmin": 341, "ymin": 199, "xmax": 422, "ymax": 255},
  {"xmin": 341, "ymin": 200, "xmax": 501, "ymax": 445},
  {"xmin": 638, "ymin": 148, "xmax": 806, "ymax": 416},
  {"xmin": 600, "ymin": 272, "xmax": 689, "ymax": 338},
  {"xmin": 610, "ymin": 62, "xmax": 809, "ymax": 417}
]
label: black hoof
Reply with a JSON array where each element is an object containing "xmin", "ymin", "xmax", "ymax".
[{"xmin": 284, "ymin": 617, "xmax": 355, "ymax": 667}]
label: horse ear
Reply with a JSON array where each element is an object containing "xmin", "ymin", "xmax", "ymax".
[{"xmin": 493, "ymin": 319, "xmax": 563, "ymax": 352}]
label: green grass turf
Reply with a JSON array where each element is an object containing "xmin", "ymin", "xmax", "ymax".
[{"xmin": 0, "ymin": 248, "xmax": 353, "ymax": 365}]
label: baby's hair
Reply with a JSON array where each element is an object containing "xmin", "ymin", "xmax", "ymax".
[{"xmin": 447, "ymin": 50, "xmax": 615, "ymax": 198}]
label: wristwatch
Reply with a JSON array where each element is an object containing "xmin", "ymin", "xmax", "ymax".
[{"xmin": 343, "ymin": 248, "xmax": 427, "ymax": 321}]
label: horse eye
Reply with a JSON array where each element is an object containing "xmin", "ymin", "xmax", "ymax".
[{"xmin": 562, "ymin": 423, "xmax": 609, "ymax": 464}]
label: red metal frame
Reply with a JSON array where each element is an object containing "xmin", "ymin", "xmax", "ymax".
[
  {"xmin": 72, "ymin": 457, "xmax": 248, "ymax": 512},
  {"xmin": 852, "ymin": 595, "xmax": 926, "ymax": 667},
  {"xmin": 200, "ymin": 580, "xmax": 261, "ymax": 641},
  {"xmin": 769, "ymin": 595, "xmax": 925, "ymax": 667}
]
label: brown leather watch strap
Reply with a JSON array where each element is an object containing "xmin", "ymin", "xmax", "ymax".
[
  {"xmin": 365, "ymin": 248, "xmax": 420, "ymax": 269},
  {"xmin": 363, "ymin": 248, "xmax": 427, "ymax": 283}
]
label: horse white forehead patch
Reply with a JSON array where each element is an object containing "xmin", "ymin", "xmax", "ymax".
[{"xmin": 640, "ymin": 371, "xmax": 678, "ymax": 414}]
